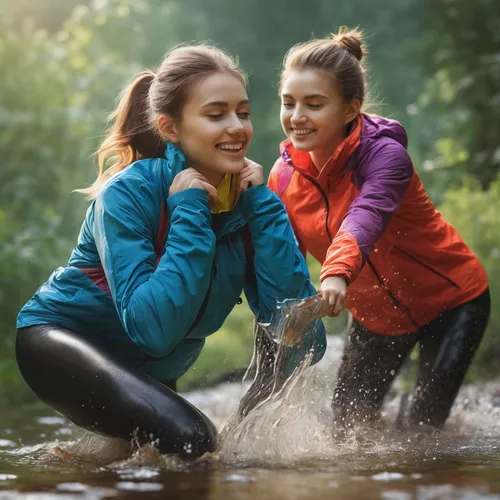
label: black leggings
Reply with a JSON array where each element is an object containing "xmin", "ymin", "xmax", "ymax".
[
  {"xmin": 16, "ymin": 325, "xmax": 217, "ymax": 459},
  {"xmin": 333, "ymin": 289, "xmax": 490, "ymax": 430}
]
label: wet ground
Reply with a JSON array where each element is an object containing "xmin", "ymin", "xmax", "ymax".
[{"xmin": 1, "ymin": 337, "xmax": 500, "ymax": 499}]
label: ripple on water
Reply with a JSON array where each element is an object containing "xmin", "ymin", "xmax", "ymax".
[
  {"xmin": 224, "ymin": 473, "xmax": 256, "ymax": 483},
  {"xmin": 0, "ymin": 440, "xmax": 16, "ymax": 448},
  {"xmin": 371, "ymin": 472, "xmax": 405, "ymax": 481},
  {"xmin": 115, "ymin": 481, "xmax": 164, "ymax": 491},
  {"xmin": 36, "ymin": 416, "xmax": 67, "ymax": 426}
]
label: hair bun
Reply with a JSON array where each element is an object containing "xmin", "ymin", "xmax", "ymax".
[{"xmin": 331, "ymin": 27, "xmax": 365, "ymax": 62}]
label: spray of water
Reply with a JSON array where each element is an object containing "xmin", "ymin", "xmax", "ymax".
[
  {"xmin": 216, "ymin": 297, "xmax": 362, "ymax": 466},
  {"xmin": 212, "ymin": 294, "xmax": 500, "ymax": 467}
]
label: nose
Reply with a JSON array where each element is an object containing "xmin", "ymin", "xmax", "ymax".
[
  {"xmin": 226, "ymin": 113, "xmax": 246, "ymax": 136},
  {"xmin": 290, "ymin": 106, "xmax": 306, "ymax": 125}
]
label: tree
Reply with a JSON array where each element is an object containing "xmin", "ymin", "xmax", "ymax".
[{"xmin": 418, "ymin": 0, "xmax": 500, "ymax": 188}]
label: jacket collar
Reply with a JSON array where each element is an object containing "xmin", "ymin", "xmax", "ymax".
[
  {"xmin": 164, "ymin": 141, "xmax": 188, "ymax": 176},
  {"xmin": 163, "ymin": 142, "xmax": 246, "ymax": 238},
  {"xmin": 280, "ymin": 115, "xmax": 363, "ymax": 182}
]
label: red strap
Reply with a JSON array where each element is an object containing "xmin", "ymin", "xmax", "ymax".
[
  {"xmin": 156, "ymin": 201, "xmax": 254, "ymax": 277},
  {"xmin": 155, "ymin": 201, "xmax": 169, "ymax": 265},
  {"xmin": 82, "ymin": 202, "xmax": 254, "ymax": 292}
]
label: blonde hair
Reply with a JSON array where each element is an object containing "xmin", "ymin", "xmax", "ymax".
[{"xmin": 78, "ymin": 45, "xmax": 245, "ymax": 199}]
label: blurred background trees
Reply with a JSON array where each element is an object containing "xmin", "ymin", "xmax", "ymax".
[{"xmin": 1, "ymin": 0, "xmax": 498, "ymax": 399}]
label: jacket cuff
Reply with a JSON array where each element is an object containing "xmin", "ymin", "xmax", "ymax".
[
  {"xmin": 320, "ymin": 231, "xmax": 364, "ymax": 284},
  {"xmin": 167, "ymin": 188, "xmax": 210, "ymax": 214},
  {"xmin": 239, "ymin": 184, "xmax": 273, "ymax": 218}
]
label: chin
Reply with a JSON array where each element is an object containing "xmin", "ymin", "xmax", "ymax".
[
  {"xmin": 290, "ymin": 139, "xmax": 314, "ymax": 152},
  {"xmin": 220, "ymin": 160, "xmax": 246, "ymax": 174}
]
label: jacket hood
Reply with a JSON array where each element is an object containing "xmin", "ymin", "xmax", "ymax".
[{"xmin": 361, "ymin": 114, "xmax": 408, "ymax": 149}]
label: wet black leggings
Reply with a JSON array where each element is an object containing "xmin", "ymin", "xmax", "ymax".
[
  {"xmin": 16, "ymin": 325, "xmax": 217, "ymax": 459},
  {"xmin": 333, "ymin": 289, "xmax": 490, "ymax": 430}
]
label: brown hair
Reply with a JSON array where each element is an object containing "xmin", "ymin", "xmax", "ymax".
[
  {"xmin": 78, "ymin": 44, "xmax": 246, "ymax": 199},
  {"xmin": 281, "ymin": 26, "xmax": 367, "ymax": 105}
]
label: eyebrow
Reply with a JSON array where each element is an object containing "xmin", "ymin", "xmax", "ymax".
[
  {"xmin": 281, "ymin": 94, "xmax": 328, "ymax": 100},
  {"xmin": 201, "ymin": 99, "xmax": 250, "ymax": 108}
]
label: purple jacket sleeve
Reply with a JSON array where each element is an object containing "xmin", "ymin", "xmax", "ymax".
[{"xmin": 320, "ymin": 140, "xmax": 414, "ymax": 284}]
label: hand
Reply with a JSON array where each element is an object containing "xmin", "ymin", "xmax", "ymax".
[
  {"xmin": 169, "ymin": 168, "xmax": 217, "ymax": 205},
  {"xmin": 240, "ymin": 158, "xmax": 264, "ymax": 191},
  {"xmin": 320, "ymin": 276, "xmax": 347, "ymax": 317}
]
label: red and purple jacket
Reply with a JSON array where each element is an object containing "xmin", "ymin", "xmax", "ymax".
[{"xmin": 269, "ymin": 113, "xmax": 488, "ymax": 335}]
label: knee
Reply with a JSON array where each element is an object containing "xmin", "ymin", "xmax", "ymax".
[
  {"xmin": 158, "ymin": 415, "xmax": 217, "ymax": 459},
  {"xmin": 178, "ymin": 418, "xmax": 218, "ymax": 459},
  {"xmin": 149, "ymin": 408, "xmax": 218, "ymax": 459}
]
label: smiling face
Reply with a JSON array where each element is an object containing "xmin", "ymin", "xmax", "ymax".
[
  {"xmin": 159, "ymin": 72, "xmax": 252, "ymax": 185},
  {"xmin": 280, "ymin": 68, "xmax": 359, "ymax": 169}
]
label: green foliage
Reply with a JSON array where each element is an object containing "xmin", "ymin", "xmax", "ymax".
[
  {"xmin": 417, "ymin": 0, "xmax": 500, "ymax": 189},
  {"xmin": 0, "ymin": 20, "xmax": 96, "ymax": 403},
  {"xmin": 1, "ymin": 0, "xmax": 499, "ymax": 401},
  {"xmin": 55, "ymin": 0, "xmax": 426, "ymax": 172},
  {"xmin": 439, "ymin": 176, "xmax": 500, "ymax": 379}
]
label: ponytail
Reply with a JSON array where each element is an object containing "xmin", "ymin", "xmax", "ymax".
[{"xmin": 77, "ymin": 71, "xmax": 165, "ymax": 199}]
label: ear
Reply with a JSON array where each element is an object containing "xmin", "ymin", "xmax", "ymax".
[
  {"xmin": 343, "ymin": 99, "xmax": 361, "ymax": 125},
  {"xmin": 158, "ymin": 115, "xmax": 180, "ymax": 144}
]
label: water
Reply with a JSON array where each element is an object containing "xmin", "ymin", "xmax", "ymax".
[{"xmin": 1, "ymin": 337, "xmax": 500, "ymax": 499}]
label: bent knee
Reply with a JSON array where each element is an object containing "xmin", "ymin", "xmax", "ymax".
[
  {"xmin": 160, "ymin": 417, "xmax": 217, "ymax": 459},
  {"xmin": 179, "ymin": 421, "xmax": 217, "ymax": 459}
]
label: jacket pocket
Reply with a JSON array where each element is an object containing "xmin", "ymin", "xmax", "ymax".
[{"xmin": 393, "ymin": 245, "xmax": 460, "ymax": 289}]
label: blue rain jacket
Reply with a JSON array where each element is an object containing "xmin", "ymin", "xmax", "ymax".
[{"xmin": 17, "ymin": 143, "xmax": 326, "ymax": 380}]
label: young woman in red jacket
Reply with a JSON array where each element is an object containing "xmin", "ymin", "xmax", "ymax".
[{"xmin": 269, "ymin": 27, "xmax": 490, "ymax": 431}]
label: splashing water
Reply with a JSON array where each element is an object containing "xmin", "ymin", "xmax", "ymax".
[
  {"xmin": 217, "ymin": 296, "xmax": 359, "ymax": 465},
  {"xmin": 211, "ymin": 290, "xmax": 500, "ymax": 467}
]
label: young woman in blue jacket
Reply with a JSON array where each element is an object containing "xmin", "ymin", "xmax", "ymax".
[{"xmin": 16, "ymin": 44, "xmax": 326, "ymax": 459}]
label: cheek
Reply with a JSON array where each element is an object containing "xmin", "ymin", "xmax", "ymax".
[
  {"xmin": 245, "ymin": 121, "xmax": 254, "ymax": 141},
  {"xmin": 315, "ymin": 109, "xmax": 342, "ymax": 132},
  {"xmin": 178, "ymin": 121, "xmax": 212, "ymax": 157},
  {"xmin": 280, "ymin": 109, "xmax": 290, "ymax": 126},
  {"xmin": 189, "ymin": 120, "xmax": 221, "ymax": 148}
]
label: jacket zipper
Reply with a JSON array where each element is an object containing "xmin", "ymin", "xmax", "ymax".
[
  {"xmin": 186, "ymin": 261, "xmax": 215, "ymax": 336},
  {"xmin": 295, "ymin": 162, "xmax": 421, "ymax": 329},
  {"xmin": 366, "ymin": 257, "xmax": 420, "ymax": 329},
  {"xmin": 301, "ymin": 173, "xmax": 332, "ymax": 240},
  {"xmin": 393, "ymin": 245, "xmax": 460, "ymax": 289}
]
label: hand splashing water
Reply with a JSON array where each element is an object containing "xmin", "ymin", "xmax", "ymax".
[
  {"xmin": 217, "ymin": 295, "xmax": 350, "ymax": 465},
  {"xmin": 234, "ymin": 294, "xmax": 329, "ymax": 421}
]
